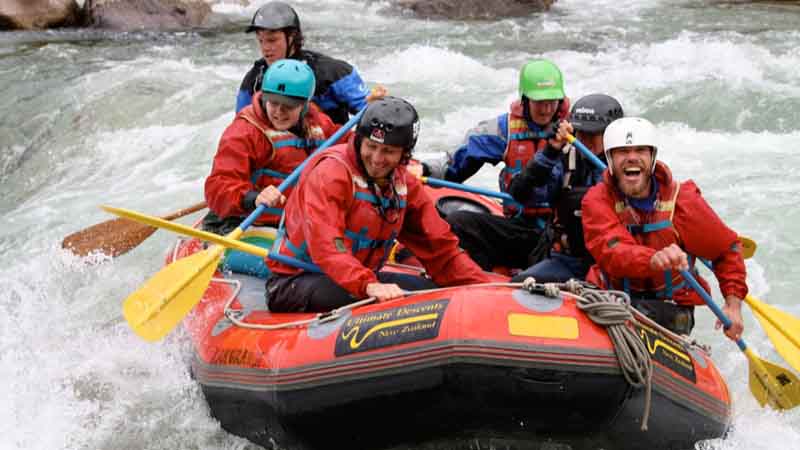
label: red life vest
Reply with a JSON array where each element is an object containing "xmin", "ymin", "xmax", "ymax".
[
  {"xmin": 271, "ymin": 144, "xmax": 408, "ymax": 271},
  {"xmin": 500, "ymin": 98, "xmax": 570, "ymax": 218},
  {"xmin": 597, "ymin": 163, "xmax": 708, "ymax": 306},
  {"xmin": 238, "ymin": 105, "xmax": 327, "ymax": 224}
]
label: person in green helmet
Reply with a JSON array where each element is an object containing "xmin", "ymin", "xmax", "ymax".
[
  {"xmin": 204, "ymin": 59, "xmax": 350, "ymax": 236},
  {"xmin": 419, "ymin": 59, "xmax": 571, "ymax": 271}
]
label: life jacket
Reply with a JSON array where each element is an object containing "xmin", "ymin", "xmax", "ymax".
[
  {"xmin": 599, "ymin": 163, "xmax": 705, "ymax": 306},
  {"xmin": 271, "ymin": 144, "xmax": 408, "ymax": 272},
  {"xmin": 500, "ymin": 98, "xmax": 570, "ymax": 219},
  {"xmin": 552, "ymin": 147, "xmax": 605, "ymax": 259},
  {"xmin": 238, "ymin": 105, "xmax": 327, "ymax": 224}
]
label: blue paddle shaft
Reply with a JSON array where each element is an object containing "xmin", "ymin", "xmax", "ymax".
[
  {"xmin": 680, "ymin": 269, "xmax": 747, "ymax": 350},
  {"xmin": 570, "ymin": 137, "xmax": 608, "ymax": 171},
  {"xmin": 239, "ymin": 109, "xmax": 365, "ymax": 231},
  {"xmin": 422, "ymin": 136, "xmax": 604, "ymax": 203},
  {"xmin": 423, "ymin": 176, "xmax": 514, "ymax": 203}
]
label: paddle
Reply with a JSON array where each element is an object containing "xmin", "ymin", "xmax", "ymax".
[
  {"xmin": 100, "ymin": 206, "xmax": 269, "ymax": 258},
  {"xmin": 418, "ymin": 134, "xmax": 605, "ymax": 204},
  {"xmin": 728, "ymin": 236, "xmax": 800, "ymax": 373},
  {"xmin": 419, "ymin": 176, "xmax": 514, "ymax": 203},
  {"xmin": 111, "ymin": 109, "xmax": 364, "ymax": 342},
  {"xmin": 62, "ymin": 201, "xmax": 207, "ymax": 258},
  {"xmin": 745, "ymin": 294, "xmax": 800, "ymax": 374},
  {"xmin": 565, "ymin": 133, "xmax": 607, "ymax": 171},
  {"xmin": 681, "ymin": 270, "xmax": 800, "ymax": 410}
]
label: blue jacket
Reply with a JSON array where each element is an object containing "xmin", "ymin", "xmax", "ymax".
[
  {"xmin": 236, "ymin": 50, "xmax": 369, "ymax": 125},
  {"xmin": 427, "ymin": 112, "xmax": 562, "ymax": 213}
]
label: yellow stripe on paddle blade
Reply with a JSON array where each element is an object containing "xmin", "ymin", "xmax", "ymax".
[
  {"xmin": 101, "ymin": 205, "xmax": 268, "ymax": 258},
  {"xmin": 123, "ymin": 245, "xmax": 225, "ymax": 342},
  {"xmin": 745, "ymin": 348, "xmax": 800, "ymax": 410},
  {"xmin": 745, "ymin": 294, "xmax": 800, "ymax": 373}
]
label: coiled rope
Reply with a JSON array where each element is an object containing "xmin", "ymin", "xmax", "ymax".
[{"xmin": 523, "ymin": 278, "xmax": 653, "ymax": 431}]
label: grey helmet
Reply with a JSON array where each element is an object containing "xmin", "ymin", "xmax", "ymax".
[
  {"xmin": 246, "ymin": 2, "xmax": 301, "ymax": 33},
  {"xmin": 569, "ymin": 94, "xmax": 624, "ymax": 134}
]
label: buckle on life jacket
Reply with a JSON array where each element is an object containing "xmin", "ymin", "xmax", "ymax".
[
  {"xmin": 345, "ymin": 227, "xmax": 391, "ymax": 252},
  {"xmin": 626, "ymin": 219, "xmax": 672, "ymax": 235},
  {"xmin": 251, "ymin": 168, "xmax": 289, "ymax": 184}
]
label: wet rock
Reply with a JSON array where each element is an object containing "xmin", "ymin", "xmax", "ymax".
[
  {"xmin": 396, "ymin": 0, "xmax": 558, "ymax": 20},
  {"xmin": 0, "ymin": 0, "xmax": 83, "ymax": 31},
  {"xmin": 85, "ymin": 0, "xmax": 211, "ymax": 30}
]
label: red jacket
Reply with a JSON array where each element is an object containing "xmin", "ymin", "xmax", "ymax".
[
  {"xmin": 582, "ymin": 161, "xmax": 747, "ymax": 306},
  {"xmin": 204, "ymin": 91, "xmax": 346, "ymax": 225},
  {"xmin": 267, "ymin": 140, "xmax": 491, "ymax": 298}
]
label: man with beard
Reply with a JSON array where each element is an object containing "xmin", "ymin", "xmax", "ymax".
[{"xmin": 580, "ymin": 117, "xmax": 746, "ymax": 339}]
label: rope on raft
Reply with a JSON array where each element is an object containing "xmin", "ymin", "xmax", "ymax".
[{"xmin": 522, "ymin": 277, "xmax": 653, "ymax": 431}]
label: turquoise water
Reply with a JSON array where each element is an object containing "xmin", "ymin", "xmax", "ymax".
[{"xmin": 1, "ymin": 1, "xmax": 799, "ymax": 448}]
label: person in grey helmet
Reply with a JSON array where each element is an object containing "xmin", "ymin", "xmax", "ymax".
[
  {"xmin": 236, "ymin": 1, "xmax": 373, "ymax": 124},
  {"xmin": 511, "ymin": 94, "xmax": 624, "ymax": 283}
]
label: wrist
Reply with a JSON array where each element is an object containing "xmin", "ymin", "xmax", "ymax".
[
  {"xmin": 242, "ymin": 190, "xmax": 259, "ymax": 210},
  {"xmin": 724, "ymin": 295, "xmax": 743, "ymax": 307}
]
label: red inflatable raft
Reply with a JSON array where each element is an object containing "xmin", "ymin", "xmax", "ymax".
[{"xmin": 169, "ymin": 187, "xmax": 732, "ymax": 450}]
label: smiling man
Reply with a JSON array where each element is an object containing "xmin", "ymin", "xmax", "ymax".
[
  {"xmin": 580, "ymin": 117, "xmax": 747, "ymax": 339},
  {"xmin": 265, "ymin": 97, "xmax": 489, "ymax": 312}
]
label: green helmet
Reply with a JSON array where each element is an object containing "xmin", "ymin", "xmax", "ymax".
[
  {"xmin": 518, "ymin": 59, "xmax": 565, "ymax": 101},
  {"xmin": 261, "ymin": 59, "xmax": 315, "ymax": 105}
]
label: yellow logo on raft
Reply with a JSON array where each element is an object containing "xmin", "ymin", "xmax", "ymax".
[{"xmin": 334, "ymin": 299, "xmax": 449, "ymax": 357}]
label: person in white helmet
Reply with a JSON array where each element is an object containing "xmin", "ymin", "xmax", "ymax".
[{"xmin": 580, "ymin": 117, "xmax": 746, "ymax": 339}]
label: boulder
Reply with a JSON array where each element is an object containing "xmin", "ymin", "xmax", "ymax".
[
  {"xmin": 85, "ymin": 0, "xmax": 211, "ymax": 30},
  {"xmin": 0, "ymin": 0, "xmax": 83, "ymax": 30},
  {"xmin": 395, "ymin": 0, "xmax": 557, "ymax": 20}
]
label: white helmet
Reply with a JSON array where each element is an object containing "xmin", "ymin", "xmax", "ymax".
[{"xmin": 603, "ymin": 117, "xmax": 658, "ymax": 174}]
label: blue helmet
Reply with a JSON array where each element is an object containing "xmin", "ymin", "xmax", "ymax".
[{"xmin": 261, "ymin": 59, "xmax": 315, "ymax": 106}]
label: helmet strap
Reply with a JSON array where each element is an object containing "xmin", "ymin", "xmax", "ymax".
[
  {"xmin": 259, "ymin": 94, "xmax": 268, "ymax": 116},
  {"xmin": 284, "ymin": 29, "xmax": 302, "ymax": 58},
  {"xmin": 354, "ymin": 136, "xmax": 399, "ymax": 224},
  {"xmin": 521, "ymin": 95, "xmax": 532, "ymax": 123}
]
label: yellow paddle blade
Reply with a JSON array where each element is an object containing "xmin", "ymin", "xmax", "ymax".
[
  {"xmin": 102, "ymin": 205, "xmax": 268, "ymax": 258},
  {"xmin": 123, "ymin": 246, "xmax": 224, "ymax": 342},
  {"xmin": 745, "ymin": 294, "xmax": 800, "ymax": 373},
  {"xmin": 739, "ymin": 236, "xmax": 757, "ymax": 259},
  {"xmin": 745, "ymin": 348, "xmax": 800, "ymax": 410}
]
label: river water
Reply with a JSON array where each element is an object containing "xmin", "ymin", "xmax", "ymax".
[{"xmin": 1, "ymin": 0, "xmax": 799, "ymax": 449}]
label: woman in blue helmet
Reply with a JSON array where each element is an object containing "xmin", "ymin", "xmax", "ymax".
[
  {"xmin": 205, "ymin": 59, "xmax": 349, "ymax": 234},
  {"xmin": 236, "ymin": 1, "xmax": 371, "ymax": 125}
]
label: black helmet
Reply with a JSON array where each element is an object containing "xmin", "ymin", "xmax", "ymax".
[
  {"xmin": 357, "ymin": 96, "xmax": 420, "ymax": 150},
  {"xmin": 246, "ymin": 1, "xmax": 301, "ymax": 33},
  {"xmin": 569, "ymin": 94, "xmax": 624, "ymax": 134}
]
